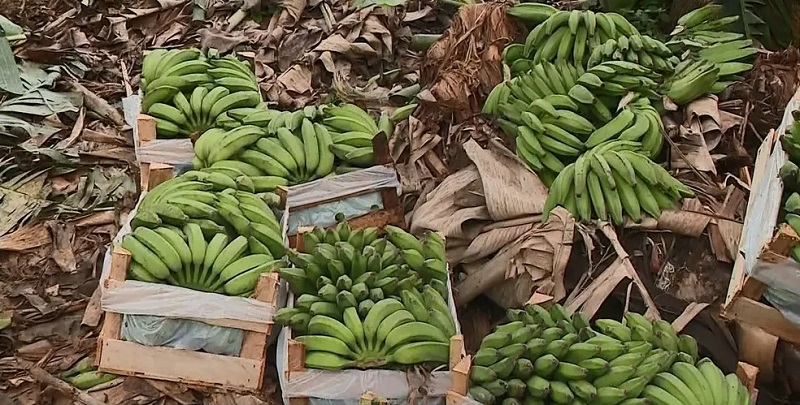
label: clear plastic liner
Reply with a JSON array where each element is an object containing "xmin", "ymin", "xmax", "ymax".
[
  {"xmin": 100, "ymin": 193, "xmax": 284, "ymax": 353},
  {"xmin": 121, "ymin": 314, "xmax": 244, "ymax": 356},
  {"xmin": 285, "ymin": 166, "xmax": 400, "ymax": 235},
  {"xmin": 287, "ymin": 166, "xmax": 399, "ymax": 207},
  {"xmin": 743, "ymin": 92, "xmax": 800, "ymax": 327},
  {"xmin": 276, "ymin": 276, "xmax": 462, "ymax": 404}
]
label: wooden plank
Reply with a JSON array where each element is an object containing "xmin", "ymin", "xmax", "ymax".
[
  {"xmin": 347, "ymin": 206, "xmax": 405, "ymax": 231},
  {"xmin": 143, "ymin": 163, "xmax": 174, "ymax": 191},
  {"xmin": 724, "ymin": 129, "xmax": 778, "ymax": 309},
  {"xmin": 762, "ymin": 223, "xmax": 799, "ymax": 259},
  {"xmin": 288, "ymin": 206, "xmax": 405, "ymax": 248},
  {"xmin": 98, "ymin": 339, "xmax": 262, "ymax": 391},
  {"xmin": 736, "ymin": 362, "xmax": 759, "ymax": 395},
  {"xmin": 735, "ymin": 322, "xmax": 777, "ymax": 381},
  {"xmin": 450, "ymin": 356, "xmax": 470, "ymax": 396},
  {"xmin": 240, "ymin": 272, "xmax": 279, "ymax": 361},
  {"xmin": 724, "ymin": 297, "xmax": 800, "ymax": 346},
  {"xmin": 287, "ymin": 339, "xmax": 306, "ymax": 373},
  {"xmin": 449, "ymin": 334, "xmax": 464, "ymax": 370},
  {"xmin": 102, "ymin": 279, "xmax": 272, "ymax": 333},
  {"xmin": 100, "ymin": 249, "xmax": 131, "ymax": 341},
  {"xmin": 137, "ymin": 114, "xmax": 157, "ymax": 144}
]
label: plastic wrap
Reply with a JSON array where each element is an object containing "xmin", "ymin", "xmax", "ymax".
[
  {"xmin": 121, "ymin": 315, "xmax": 244, "ymax": 356},
  {"xmin": 740, "ymin": 90, "xmax": 800, "ymax": 327},
  {"xmin": 276, "ymin": 274, "xmax": 462, "ymax": 404},
  {"xmin": 100, "ymin": 193, "xmax": 286, "ymax": 352},
  {"xmin": 286, "ymin": 166, "xmax": 400, "ymax": 235}
]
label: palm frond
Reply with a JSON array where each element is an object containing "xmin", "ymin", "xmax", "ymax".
[{"xmin": 714, "ymin": 0, "xmax": 795, "ymax": 49}]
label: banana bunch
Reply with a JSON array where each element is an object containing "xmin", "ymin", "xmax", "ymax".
[
  {"xmin": 663, "ymin": 5, "xmax": 757, "ymax": 101},
  {"xmin": 131, "ymin": 170, "xmax": 286, "ymax": 262},
  {"xmin": 669, "ymin": 4, "xmax": 741, "ymax": 44},
  {"xmin": 583, "ymin": 97, "xmax": 663, "ymax": 157},
  {"xmin": 542, "ymin": 140, "xmax": 693, "ymax": 224},
  {"xmin": 215, "ymin": 104, "xmax": 321, "ymax": 133},
  {"xmin": 494, "ymin": 95, "xmax": 590, "ymax": 183},
  {"xmin": 140, "ymin": 48, "xmax": 262, "ymax": 138},
  {"xmin": 780, "ymin": 110, "xmax": 800, "ymax": 164},
  {"xmin": 275, "ymin": 293, "xmax": 454, "ymax": 370},
  {"xmin": 663, "ymin": 59, "xmax": 721, "ymax": 106},
  {"xmin": 577, "ymin": 61, "xmax": 662, "ymax": 101},
  {"xmin": 506, "ymin": 3, "xmax": 557, "ymax": 26},
  {"xmin": 469, "ymin": 304, "xmax": 751, "ymax": 405},
  {"xmin": 123, "ymin": 224, "xmax": 283, "ymax": 296},
  {"xmin": 485, "ymin": 61, "xmax": 667, "ymax": 184},
  {"xmin": 147, "ymin": 88, "xmax": 262, "ymax": 138},
  {"xmin": 192, "ymin": 103, "xmax": 389, "ymax": 185},
  {"xmin": 585, "ymin": 34, "xmax": 679, "ymax": 74},
  {"xmin": 509, "ymin": 10, "xmax": 639, "ymax": 67},
  {"xmin": 61, "ymin": 356, "xmax": 118, "ymax": 390},
  {"xmin": 280, "ymin": 223, "xmax": 448, "ymax": 299},
  {"xmin": 274, "ymin": 223, "xmax": 454, "ymax": 370},
  {"xmin": 323, "ymin": 104, "xmax": 395, "ymax": 169},
  {"xmin": 193, "ymin": 120, "xmax": 336, "ymax": 184}
]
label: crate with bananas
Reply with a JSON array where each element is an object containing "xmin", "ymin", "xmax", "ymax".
[
  {"xmin": 458, "ymin": 303, "xmax": 753, "ymax": 405},
  {"xmin": 96, "ymin": 164, "xmax": 285, "ymax": 391},
  {"xmin": 273, "ymin": 223, "xmax": 465, "ymax": 402},
  {"xmin": 139, "ymin": 48, "xmax": 262, "ymax": 139}
]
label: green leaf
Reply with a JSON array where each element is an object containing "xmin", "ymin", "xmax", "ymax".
[
  {"xmin": 0, "ymin": 311, "xmax": 11, "ymax": 330},
  {"xmin": 715, "ymin": 0, "xmax": 795, "ymax": 49},
  {"xmin": 0, "ymin": 36, "xmax": 23, "ymax": 94}
]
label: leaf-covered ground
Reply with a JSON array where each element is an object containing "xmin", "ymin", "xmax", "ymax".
[{"xmin": 0, "ymin": 0, "xmax": 799, "ymax": 404}]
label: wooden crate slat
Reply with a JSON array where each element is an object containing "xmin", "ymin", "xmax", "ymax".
[
  {"xmin": 725, "ymin": 296, "xmax": 800, "ymax": 346},
  {"xmin": 99, "ymin": 339, "xmax": 263, "ymax": 390}
]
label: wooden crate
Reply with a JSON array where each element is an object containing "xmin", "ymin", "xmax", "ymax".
[
  {"xmin": 276, "ymin": 132, "xmax": 405, "ymax": 248},
  {"xmin": 97, "ymin": 248, "xmax": 280, "ymax": 392},
  {"xmin": 98, "ymin": 134, "xmax": 285, "ymax": 391},
  {"xmin": 278, "ymin": 272, "xmax": 464, "ymax": 403},
  {"xmin": 722, "ymin": 87, "xmax": 800, "ymax": 380}
]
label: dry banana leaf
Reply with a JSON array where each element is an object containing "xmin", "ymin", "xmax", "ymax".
[
  {"xmin": 566, "ymin": 223, "xmax": 661, "ymax": 320},
  {"xmin": 456, "ymin": 207, "xmax": 574, "ymax": 307}
]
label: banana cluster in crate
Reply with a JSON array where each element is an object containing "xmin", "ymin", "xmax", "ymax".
[
  {"xmin": 192, "ymin": 103, "xmax": 399, "ymax": 185},
  {"xmin": 469, "ymin": 304, "xmax": 751, "ymax": 405},
  {"xmin": 123, "ymin": 171, "xmax": 285, "ymax": 296},
  {"xmin": 776, "ymin": 110, "xmax": 800, "ymax": 261},
  {"xmin": 275, "ymin": 223, "xmax": 456, "ymax": 370},
  {"xmin": 141, "ymin": 48, "xmax": 261, "ymax": 138}
]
